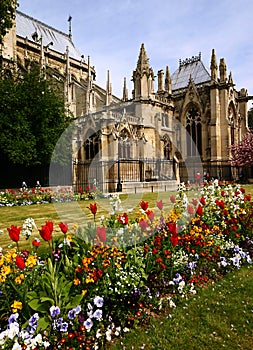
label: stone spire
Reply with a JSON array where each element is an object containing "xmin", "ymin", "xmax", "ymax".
[
  {"xmin": 219, "ymin": 58, "xmax": 227, "ymax": 83},
  {"xmin": 136, "ymin": 43, "xmax": 150, "ymax": 72},
  {"xmin": 157, "ymin": 69, "xmax": 165, "ymax": 92},
  {"xmin": 165, "ymin": 66, "xmax": 172, "ymax": 94},
  {"xmin": 228, "ymin": 71, "xmax": 233, "ymax": 85},
  {"xmin": 210, "ymin": 49, "xmax": 218, "ymax": 81},
  {"xmin": 106, "ymin": 69, "xmax": 112, "ymax": 106},
  {"xmin": 132, "ymin": 43, "xmax": 154, "ymax": 99},
  {"xmin": 122, "ymin": 77, "xmax": 128, "ymax": 101},
  {"xmin": 85, "ymin": 56, "xmax": 94, "ymax": 113}
]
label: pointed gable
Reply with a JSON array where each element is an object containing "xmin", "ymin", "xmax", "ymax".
[
  {"xmin": 16, "ymin": 10, "xmax": 82, "ymax": 61},
  {"xmin": 171, "ymin": 54, "xmax": 211, "ymax": 91}
]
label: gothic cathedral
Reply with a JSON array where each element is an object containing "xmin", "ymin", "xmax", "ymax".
[{"xmin": 1, "ymin": 10, "xmax": 250, "ymax": 192}]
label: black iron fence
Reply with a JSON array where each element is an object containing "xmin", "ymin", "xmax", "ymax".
[
  {"xmin": 179, "ymin": 161, "xmax": 253, "ymax": 184},
  {"xmin": 72, "ymin": 158, "xmax": 174, "ymax": 193}
]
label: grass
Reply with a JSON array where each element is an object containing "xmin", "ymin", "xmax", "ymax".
[
  {"xmin": 0, "ymin": 191, "xmax": 177, "ymax": 249},
  {"xmin": 1, "ymin": 184, "xmax": 252, "ymax": 249},
  {"xmin": 108, "ymin": 265, "xmax": 253, "ymax": 350}
]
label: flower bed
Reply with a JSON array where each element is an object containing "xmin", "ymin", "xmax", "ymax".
[
  {"xmin": 0, "ymin": 180, "xmax": 253, "ymax": 349},
  {"xmin": 0, "ymin": 184, "xmax": 102, "ymax": 206}
]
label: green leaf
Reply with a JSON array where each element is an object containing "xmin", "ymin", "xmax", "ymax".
[
  {"xmin": 65, "ymin": 293, "xmax": 84, "ymax": 310},
  {"xmin": 28, "ymin": 298, "xmax": 49, "ymax": 313}
]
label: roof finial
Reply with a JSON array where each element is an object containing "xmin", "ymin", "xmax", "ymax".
[
  {"xmin": 106, "ymin": 70, "xmax": 112, "ymax": 106},
  {"xmin": 68, "ymin": 15, "xmax": 72, "ymax": 40},
  {"xmin": 122, "ymin": 77, "xmax": 128, "ymax": 101}
]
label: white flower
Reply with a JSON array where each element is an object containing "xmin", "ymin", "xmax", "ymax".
[
  {"xmin": 106, "ymin": 329, "xmax": 112, "ymax": 341},
  {"xmin": 12, "ymin": 342, "xmax": 22, "ymax": 350},
  {"xmin": 7, "ymin": 322, "xmax": 20, "ymax": 340},
  {"xmin": 93, "ymin": 296, "xmax": 104, "ymax": 308}
]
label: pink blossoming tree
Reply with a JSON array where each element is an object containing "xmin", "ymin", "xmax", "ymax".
[{"xmin": 230, "ymin": 132, "xmax": 253, "ymax": 167}]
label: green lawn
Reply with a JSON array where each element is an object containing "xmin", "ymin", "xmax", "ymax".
[
  {"xmin": 108, "ymin": 265, "xmax": 253, "ymax": 350},
  {"xmin": 0, "ymin": 191, "xmax": 177, "ymax": 249},
  {"xmin": 1, "ymin": 184, "xmax": 252, "ymax": 249}
]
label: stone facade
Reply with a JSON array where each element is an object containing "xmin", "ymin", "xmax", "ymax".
[{"xmin": 1, "ymin": 11, "xmax": 251, "ymax": 192}]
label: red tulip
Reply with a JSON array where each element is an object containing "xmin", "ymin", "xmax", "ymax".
[
  {"xmin": 167, "ymin": 222, "xmax": 178, "ymax": 235},
  {"xmin": 170, "ymin": 195, "xmax": 176, "ymax": 203},
  {"xmin": 200, "ymin": 196, "xmax": 206, "ymax": 205},
  {"xmin": 156, "ymin": 200, "xmax": 163, "ymax": 210},
  {"xmin": 96, "ymin": 226, "xmax": 107, "ymax": 243},
  {"xmin": 196, "ymin": 205, "xmax": 203, "ymax": 216},
  {"xmin": 146, "ymin": 210, "xmax": 155, "ymax": 221},
  {"xmin": 46, "ymin": 221, "xmax": 54, "ymax": 233},
  {"xmin": 187, "ymin": 205, "xmax": 194, "ymax": 215},
  {"xmin": 140, "ymin": 201, "xmax": 148, "ymax": 211},
  {"xmin": 191, "ymin": 198, "xmax": 198, "ymax": 206},
  {"xmin": 15, "ymin": 256, "xmax": 25, "ymax": 269},
  {"xmin": 7, "ymin": 225, "xmax": 22, "ymax": 242},
  {"xmin": 59, "ymin": 222, "xmax": 68, "ymax": 234},
  {"xmin": 139, "ymin": 218, "xmax": 149, "ymax": 232},
  {"xmin": 117, "ymin": 213, "xmax": 129, "ymax": 225},
  {"xmin": 39, "ymin": 225, "xmax": 52, "ymax": 241},
  {"xmin": 88, "ymin": 203, "xmax": 97, "ymax": 215},
  {"xmin": 170, "ymin": 234, "xmax": 179, "ymax": 247},
  {"xmin": 32, "ymin": 238, "xmax": 40, "ymax": 247}
]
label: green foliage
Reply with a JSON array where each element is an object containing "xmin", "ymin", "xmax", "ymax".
[
  {"xmin": 27, "ymin": 257, "xmax": 83, "ymax": 318},
  {"xmin": 0, "ymin": 64, "xmax": 74, "ymax": 166},
  {"xmin": 0, "ymin": 0, "xmax": 18, "ymax": 45}
]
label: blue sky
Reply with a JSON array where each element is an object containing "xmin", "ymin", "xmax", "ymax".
[{"xmin": 18, "ymin": 0, "xmax": 253, "ymax": 104}]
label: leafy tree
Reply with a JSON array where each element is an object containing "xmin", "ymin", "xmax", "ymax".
[
  {"xmin": 230, "ymin": 132, "xmax": 253, "ymax": 167},
  {"xmin": 0, "ymin": 0, "xmax": 18, "ymax": 45},
  {"xmin": 0, "ymin": 63, "xmax": 74, "ymax": 167}
]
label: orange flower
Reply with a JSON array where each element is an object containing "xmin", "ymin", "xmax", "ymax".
[{"xmin": 73, "ymin": 277, "xmax": 80, "ymax": 285}]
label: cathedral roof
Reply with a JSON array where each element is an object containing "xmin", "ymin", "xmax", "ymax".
[
  {"xmin": 16, "ymin": 11, "xmax": 83, "ymax": 61},
  {"xmin": 171, "ymin": 54, "xmax": 211, "ymax": 91}
]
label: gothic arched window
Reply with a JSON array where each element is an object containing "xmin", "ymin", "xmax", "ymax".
[
  {"xmin": 118, "ymin": 129, "xmax": 131, "ymax": 159},
  {"xmin": 228, "ymin": 104, "xmax": 236, "ymax": 146},
  {"xmin": 85, "ymin": 131, "xmax": 100, "ymax": 160},
  {"xmin": 186, "ymin": 107, "xmax": 202, "ymax": 157},
  {"xmin": 162, "ymin": 135, "xmax": 172, "ymax": 160}
]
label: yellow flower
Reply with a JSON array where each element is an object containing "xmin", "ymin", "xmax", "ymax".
[
  {"xmin": 73, "ymin": 277, "xmax": 80, "ymax": 285},
  {"xmin": 82, "ymin": 289, "xmax": 87, "ymax": 296},
  {"xmin": 25, "ymin": 255, "xmax": 37, "ymax": 268},
  {"xmin": 66, "ymin": 234, "xmax": 73, "ymax": 242},
  {"xmin": 72, "ymin": 223, "xmax": 78, "ymax": 231},
  {"xmin": 0, "ymin": 256, "xmax": 4, "ymax": 266},
  {"xmin": 1, "ymin": 265, "xmax": 12, "ymax": 276},
  {"xmin": 85, "ymin": 276, "xmax": 94, "ymax": 283},
  {"xmin": 15, "ymin": 276, "xmax": 22, "ymax": 284},
  {"xmin": 11, "ymin": 300, "xmax": 22, "ymax": 313},
  {"xmin": 0, "ymin": 275, "xmax": 6, "ymax": 283},
  {"xmin": 5, "ymin": 249, "xmax": 17, "ymax": 263}
]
